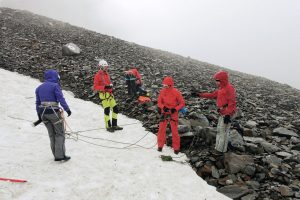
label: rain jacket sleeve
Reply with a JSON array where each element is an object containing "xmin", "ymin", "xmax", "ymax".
[
  {"xmin": 55, "ymin": 85, "xmax": 70, "ymax": 111},
  {"xmin": 157, "ymin": 91, "xmax": 164, "ymax": 110},
  {"xmin": 35, "ymin": 87, "xmax": 41, "ymax": 115},
  {"xmin": 175, "ymin": 91, "xmax": 185, "ymax": 111},
  {"xmin": 200, "ymin": 90, "xmax": 218, "ymax": 99}
]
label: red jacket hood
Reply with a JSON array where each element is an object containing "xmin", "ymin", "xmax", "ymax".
[
  {"xmin": 214, "ymin": 71, "xmax": 229, "ymax": 88},
  {"xmin": 162, "ymin": 76, "xmax": 174, "ymax": 87}
]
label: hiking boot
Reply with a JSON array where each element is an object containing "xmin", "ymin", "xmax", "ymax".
[
  {"xmin": 157, "ymin": 147, "xmax": 162, "ymax": 152},
  {"xmin": 55, "ymin": 155, "xmax": 71, "ymax": 162},
  {"xmin": 174, "ymin": 150, "xmax": 180, "ymax": 155},
  {"xmin": 113, "ymin": 126, "xmax": 123, "ymax": 131},
  {"xmin": 106, "ymin": 127, "xmax": 115, "ymax": 133}
]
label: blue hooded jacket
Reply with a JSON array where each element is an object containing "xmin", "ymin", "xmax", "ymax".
[{"xmin": 35, "ymin": 70, "xmax": 70, "ymax": 115}]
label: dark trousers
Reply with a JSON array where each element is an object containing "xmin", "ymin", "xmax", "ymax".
[
  {"xmin": 126, "ymin": 79, "xmax": 137, "ymax": 96},
  {"xmin": 42, "ymin": 113, "xmax": 66, "ymax": 159}
]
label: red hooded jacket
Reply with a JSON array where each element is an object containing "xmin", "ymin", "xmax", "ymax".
[
  {"xmin": 93, "ymin": 70, "xmax": 113, "ymax": 93},
  {"xmin": 158, "ymin": 77, "xmax": 185, "ymax": 112},
  {"xmin": 200, "ymin": 71, "xmax": 236, "ymax": 116}
]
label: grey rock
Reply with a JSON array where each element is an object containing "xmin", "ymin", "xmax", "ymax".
[
  {"xmin": 241, "ymin": 192, "xmax": 258, "ymax": 200},
  {"xmin": 245, "ymin": 120, "xmax": 257, "ymax": 129},
  {"xmin": 245, "ymin": 181, "xmax": 260, "ymax": 190},
  {"xmin": 291, "ymin": 119, "xmax": 300, "ymax": 129},
  {"xmin": 278, "ymin": 185, "xmax": 294, "ymax": 197},
  {"xmin": 224, "ymin": 152, "xmax": 254, "ymax": 174},
  {"xmin": 292, "ymin": 165, "xmax": 300, "ymax": 178},
  {"xmin": 275, "ymin": 151, "xmax": 292, "ymax": 158},
  {"xmin": 211, "ymin": 166, "xmax": 220, "ymax": 179},
  {"xmin": 178, "ymin": 125, "xmax": 190, "ymax": 134},
  {"xmin": 273, "ymin": 127, "xmax": 299, "ymax": 138},
  {"xmin": 62, "ymin": 43, "xmax": 81, "ymax": 56},
  {"xmin": 261, "ymin": 141, "xmax": 280, "ymax": 153},
  {"xmin": 291, "ymin": 144, "xmax": 300, "ymax": 151},
  {"xmin": 265, "ymin": 155, "xmax": 282, "ymax": 166},
  {"xmin": 217, "ymin": 185, "xmax": 251, "ymax": 199},
  {"xmin": 243, "ymin": 164, "xmax": 256, "ymax": 176},
  {"xmin": 229, "ymin": 129, "xmax": 245, "ymax": 151}
]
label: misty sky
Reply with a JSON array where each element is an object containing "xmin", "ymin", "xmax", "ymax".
[{"xmin": 1, "ymin": 0, "xmax": 300, "ymax": 89}]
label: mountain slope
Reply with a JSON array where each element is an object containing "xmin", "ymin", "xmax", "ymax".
[{"xmin": 1, "ymin": 7, "xmax": 300, "ymax": 199}]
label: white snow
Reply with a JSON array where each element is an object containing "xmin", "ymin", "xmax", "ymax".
[{"xmin": 0, "ymin": 68, "xmax": 230, "ymax": 200}]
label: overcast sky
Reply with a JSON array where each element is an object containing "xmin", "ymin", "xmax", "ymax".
[{"xmin": 1, "ymin": 0, "xmax": 300, "ymax": 89}]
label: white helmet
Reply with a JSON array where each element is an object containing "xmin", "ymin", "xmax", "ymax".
[{"xmin": 98, "ymin": 59, "xmax": 108, "ymax": 68}]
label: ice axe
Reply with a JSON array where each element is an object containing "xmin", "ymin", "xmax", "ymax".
[{"xmin": 32, "ymin": 119, "xmax": 42, "ymax": 127}]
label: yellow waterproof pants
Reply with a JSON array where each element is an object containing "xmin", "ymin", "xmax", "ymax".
[{"xmin": 99, "ymin": 92, "xmax": 118, "ymax": 128}]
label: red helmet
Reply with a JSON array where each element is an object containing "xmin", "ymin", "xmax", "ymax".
[{"xmin": 162, "ymin": 76, "xmax": 174, "ymax": 87}]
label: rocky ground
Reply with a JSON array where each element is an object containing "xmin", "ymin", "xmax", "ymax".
[{"xmin": 1, "ymin": 7, "xmax": 300, "ymax": 200}]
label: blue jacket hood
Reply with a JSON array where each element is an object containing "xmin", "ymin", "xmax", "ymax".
[{"xmin": 44, "ymin": 69, "xmax": 59, "ymax": 83}]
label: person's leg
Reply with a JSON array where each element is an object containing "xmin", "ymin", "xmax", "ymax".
[
  {"xmin": 126, "ymin": 78, "xmax": 131, "ymax": 95},
  {"xmin": 42, "ymin": 115, "xmax": 56, "ymax": 157},
  {"xmin": 100, "ymin": 92, "xmax": 112, "ymax": 130},
  {"xmin": 157, "ymin": 120, "xmax": 168, "ymax": 150},
  {"xmin": 170, "ymin": 120, "xmax": 180, "ymax": 151},
  {"xmin": 129, "ymin": 79, "xmax": 137, "ymax": 96},
  {"xmin": 215, "ymin": 116, "xmax": 230, "ymax": 152},
  {"xmin": 44, "ymin": 113, "xmax": 66, "ymax": 159},
  {"xmin": 110, "ymin": 97, "xmax": 123, "ymax": 130}
]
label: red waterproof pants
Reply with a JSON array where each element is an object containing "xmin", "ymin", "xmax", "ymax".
[{"xmin": 157, "ymin": 112, "xmax": 180, "ymax": 151}]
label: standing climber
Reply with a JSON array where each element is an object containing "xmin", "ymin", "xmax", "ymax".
[
  {"xmin": 192, "ymin": 70, "xmax": 236, "ymax": 154},
  {"xmin": 93, "ymin": 59, "xmax": 123, "ymax": 132},
  {"xmin": 157, "ymin": 76, "xmax": 185, "ymax": 154},
  {"xmin": 125, "ymin": 66, "xmax": 146, "ymax": 97},
  {"xmin": 35, "ymin": 69, "xmax": 72, "ymax": 162}
]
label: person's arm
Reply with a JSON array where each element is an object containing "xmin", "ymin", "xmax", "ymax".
[
  {"xmin": 54, "ymin": 85, "xmax": 70, "ymax": 112},
  {"xmin": 200, "ymin": 90, "xmax": 218, "ymax": 99},
  {"xmin": 157, "ymin": 91, "xmax": 164, "ymax": 110},
  {"xmin": 35, "ymin": 87, "xmax": 41, "ymax": 116},
  {"xmin": 175, "ymin": 91, "xmax": 185, "ymax": 111}
]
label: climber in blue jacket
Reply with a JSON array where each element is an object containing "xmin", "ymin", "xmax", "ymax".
[{"xmin": 35, "ymin": 69, "xmax": 72, "ymax": 162}]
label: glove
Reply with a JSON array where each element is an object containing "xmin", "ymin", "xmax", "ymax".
[
  {"xmin": 171, "ymin": 108, "xmax": 177, "ymax": 114},
  {"xmin": 163, "ymin": 107, "xmax": 169, "ymax": 112},
  {"xmin": 66, "ymin": 110, "xmax": 72, "ymax": 117},
  {"xmin": 104, "ymin": 85, "xmax": 112, "ymax": 90},
  {"xmin": 224, "ymin": 115, "xmax": 231, "ymax": 124},
  {"xmin": 158, "ymin": 107, "xmax": 162, "ymax": 114},
  {"xmin": 191, "ymin": 92, "xmax": 199, "ymax": 97}
]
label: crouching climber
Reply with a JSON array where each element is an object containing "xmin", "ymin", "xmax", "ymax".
[{"xmin": 125, "ymin": 66, "xmax": 147, "ymax": 97}]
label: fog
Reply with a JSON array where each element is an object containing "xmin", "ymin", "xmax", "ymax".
[{"xmin": 1, "ymin": 0, "xmax": 300, "ymax": 89}]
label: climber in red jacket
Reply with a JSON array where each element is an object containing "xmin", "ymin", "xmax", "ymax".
[
  {"xmin": 94, "ymin": 59, "xmax": 123, "ymax": 132},
  {"xmin": 157, "ymin": 76, "xmax": 185, "ymax": 154},
  {"xmin": 192, "ymin": 70, "xmax": 236, "ymax": 154}
]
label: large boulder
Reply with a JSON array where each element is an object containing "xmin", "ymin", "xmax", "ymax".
[{"xmin": 62, "ymin": 43, "xmax": 81, "ymax": 56}]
